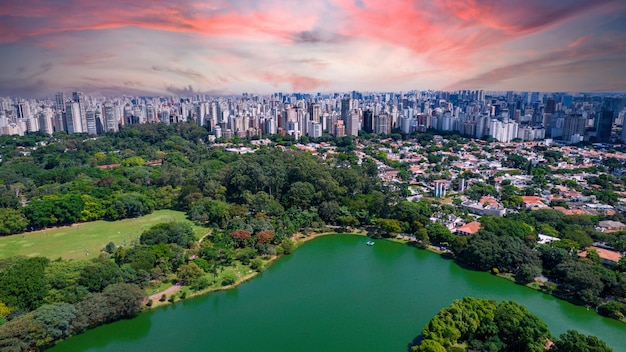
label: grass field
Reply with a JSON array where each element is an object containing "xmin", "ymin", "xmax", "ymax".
[{"xmin": 0, "ymin": 210, "xmax": 208, "ymax": 260}]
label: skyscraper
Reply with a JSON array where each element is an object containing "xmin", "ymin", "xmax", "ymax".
[
  {"xmin": 346, "ymin": 110, "xmax": 359, "ymax": 136},
  {"xmin": 362, "ymin": 109, "xmax": 373, "ymax": 133},
  {"xmin": 308, "ymin": 102, "xmax": 321, "ymax": 123},
  {"xmin": 341, "ymin": 98, "xmax": 352, "ymax": 123},
  {"xmin": 72, "ymin": 91, "xmax": 87, "ymax": 132},
  {"xmin": 55, "ymin": 92, "xmax": 66, "ymax": 112},
  {"xmin": 596, "ymin": 110, "xmax": 614, "ymax": 142},
  {"xmin": 104, "ymin": 102, "xmax": 118, "ymax": 132},
  {"xmin": 563, "ymin": 113, "xmax": 586, "ymax": 142},
  {"xmin": 374, "ymin": 114, "xmax": 390, "ymax": 135},
  {"xmin": 64, "ymin": 101, "xmax": 82, "ymax": 134}
]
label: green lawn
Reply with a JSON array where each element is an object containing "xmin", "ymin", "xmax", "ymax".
[{"xmin": 0, "ymin": 210, "xmax": 208, "ymax": 260}]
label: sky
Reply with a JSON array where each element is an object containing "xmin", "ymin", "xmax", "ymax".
[{"xmin": 1, "ymin": 0, "xmax": 625, "ymax": 97}]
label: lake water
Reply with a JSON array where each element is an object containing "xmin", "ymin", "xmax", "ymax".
[{"xmin": 51, "ymin": 235, "xmax": 626, "ymax": 351}]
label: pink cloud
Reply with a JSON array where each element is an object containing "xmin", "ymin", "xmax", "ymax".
[
  {"xmin": 0, "ymin": 0, "xmax": 318, "ymax": 44},
  {"xmin": 260, "ymin": 71, "xmax": 330, "ymax": 91},
  {"xmin": 332, "ymin": 0, "xmax": 623, "ymax": 69}
]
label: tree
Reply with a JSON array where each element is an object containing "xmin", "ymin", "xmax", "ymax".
[
  {"xmin": 412, "ymin": 339, "xmax": 447, "ymax": 352},
  {"xmin": 78, "ymin": 260, "xmax": 123, "ymax": 292},
  {"xmin": 0, "ymin": 257, "xmax": 49, "ymax": 311},
  {"xmin": 140, "ymin": 221, "xmax": 195, "ymax": 248},
  {"xmin": 538, "ymin": 245, "xmax": 568, "ymax": 271},
  {"xmin": 426, "ymin": 223, "xmax": 455, "ymax": 244},
  {"xmin": 101, "ymin": 283, "xmax": 146, "ymax": 320},
  {"xmin": 255, "ymin": 230, "xmax": 275, "ymax": 245},
  {"xmin": 107, "ymin": 192, "xmax": 154, "ymax": 220},
  {"xmin": 230, "ymin": 229, "xmax": 252, "ymax": 248},
  {"xmin": 585, "ymin": 249, "xmax": 601, "ymax": 265},
  {"xmin": 374, "ymin": 218, "xmax": 403, "ymax": 237},
  {"xmin": 554, "ymin": 260, "xmax": 605, "ymax": 305},
  {"xmin": 286, "ymin": 181, "xmax": 316, "ymax": 209},
  {"xmin": 23, "ymin": 199, "xmax": 57, "ymax": 229},
  {"xmin": 0, "ymin": 208, "xmax": 27, "ymax": 235},
  {"xmin": 188, "ymin": 198, "xmax": 230, "ymax": 227},
  {"xmin": 278, "ymin": 238, "xmax": 295, "ymax": 255},
  {"xmin": 30, "ymin": 302, "xmax": 77, "ymax": 349},
  {"xmin": 176, "ymin": 262, "xmax": 204, "ymax": 285},
  {"xmin": 552, "ymin": 330, "xmax": 613, "ymax": 352}
]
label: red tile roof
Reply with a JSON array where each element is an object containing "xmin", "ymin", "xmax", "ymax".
[
  {"xmin": 578, "ymin": 247, "xmax": 622, "ymax": 263},
  {"xmin": 457, "ymin": 221, "xmax": 481, "ymax": 235}
]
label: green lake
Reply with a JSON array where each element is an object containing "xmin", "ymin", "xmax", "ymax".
[{"xmin": 51, "ymin": 235, "xmax": 626, "ymax": 351}]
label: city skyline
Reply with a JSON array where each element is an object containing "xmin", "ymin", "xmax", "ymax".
[{"xmin": 1, "ymin": 0, "xmax": 625, "ymax": 97}]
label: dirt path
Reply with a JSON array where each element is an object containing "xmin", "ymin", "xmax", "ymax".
[
  {"xmin": 148, "ymin": 284, "xmax": 181, "ymax": 301},
  {"xmin": 197, "ymin": 231, "xmax": 211, "ymax": 246}
]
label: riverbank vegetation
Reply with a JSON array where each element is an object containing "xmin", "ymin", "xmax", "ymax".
[{"xmin": 411, "ymin": 297, "xmax": 613, "ymax": 352}]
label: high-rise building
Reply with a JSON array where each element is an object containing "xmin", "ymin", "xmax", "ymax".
[
  {"xmin": 72, "ymin": 91, "xmax": 87, "ymax": 132},
  {"xmin": 104, "ymin": 102, "xmax": 118, "ymax": 132},
  {"xmin": 545, "ymin": 98, "xmax": 556, "ymax": 114},
  {"xmin": 38, "ymin": 108, "xmax": 54, "ymax": 135},
  {"xmin": 341, "ymin": 98, "xmax": 352, "ymax": 123},
  {"xmin": 16, "ymin": 101, "xmax": 31, "ymax": 120},
  {"xmin": 562, "ymin": 113, "xmax": 586, "ymax": 142},
  {"xmin": 346, "ymin": 110, "xmax": 359, "ymax": 136},
  {"xmin": 308, "ymin": 103, "xmax": 321, "ymax": 123},
  {"xmin": 362, "ymin": 109, "xmax": 374, "ymax": 133},
  {"xmin": 596, "ymin": 110, "xmax": 614, "ymax": 142},
  {"xmin": 334, "ymin": 120, "xmax": 346, "ymax": 137},
  {"xmin": 374, "ymin": 114, "xmax": 390, "ymax": 135},
  {"xmin": 64, "ymin": 101, "xmax": 82, "ymax": 134},
  {"xmin": 55, "ymin": 92, "xmax": 66, "ymax": 112},
  {"xmin": 85, "ymin": 110, "xmax": 97, "ymax": 135}
]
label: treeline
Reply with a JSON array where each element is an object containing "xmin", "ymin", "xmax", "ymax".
[
  {"xmin": 411, "ymin": 297, "xmax": 613, "ymax": 352},
  {"xmin": 423, "ymin": 210, "xmax": 626, "ymax": 321}
]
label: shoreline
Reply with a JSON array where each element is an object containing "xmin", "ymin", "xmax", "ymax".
[
  {"xmin": 144, "ymin": 231, "xmax": 626, "ymax": 326},
  {"xmin": 145, "ymin": 230, "xmax": 368, "ymax": 310}
]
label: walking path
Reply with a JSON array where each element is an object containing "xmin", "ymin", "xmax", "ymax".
[{"xmin": 148, "ymin": 284, "xmax": 181, "ymax": 301}]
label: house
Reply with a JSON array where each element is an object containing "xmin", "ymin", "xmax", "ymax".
[
  {"xmin": 597, "ymin": 220, "xmax": 626, "ymax": 232},
  {"xmin": 462, "ymin": 197, "xmax": 506, "ymax": 217},
  {"xmin": 552, "ymin": 206, "xmax": 587, "ymax": 215},
  {"xmin": 456, "ymin": 221, "xmax": 481, "ymax": 236},
  {"xmin": 578, "ymin": 246, "xmax": 623, "ymax": 266},
  {"xmin": 520, "ymin": 196, "xmax": 547, "ymax": 209},
  {"xmin": 538, "ymin": 234, "xmax": 560, "ymax": 245}
]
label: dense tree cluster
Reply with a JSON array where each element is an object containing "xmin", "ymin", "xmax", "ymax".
[
  {"xmin": 0, "ymin": 255, "xmax": 146, "ymax": 351},
  {"xmin": 445, "ymin": 210, "xmax": 626, "ymax": 317},
  {"xmin": 412, "ymin": 297, "xmax": 612, "ymax": 352}
]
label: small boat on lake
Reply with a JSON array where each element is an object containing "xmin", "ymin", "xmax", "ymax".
[{"xmin": 366, "ymin": 241, "xmax": 375, "ymax": 246}]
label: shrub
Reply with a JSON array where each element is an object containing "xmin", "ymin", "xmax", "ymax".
[
  {"xmin": 221, "ymin": 272, "xmax": 237, "ymax": 286},
  {"xmin": 191, "ymin": 277, "xmax": 212, "ymax": 291},
  {"xmin": 159, "ymin": 294, "xmax": 166, "ymax": 302},
  {"xmin": 279, "ymin": 239, "xmax": 295, "ymax": 255},
  {"xmin": 250, "ymin": 258, "xmax": 264, "ymax": 272}
]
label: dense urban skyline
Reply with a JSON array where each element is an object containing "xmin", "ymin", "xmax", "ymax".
[{"xmin": 1, "ymin": 0, "xmax": 626, "ymax": 97}]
